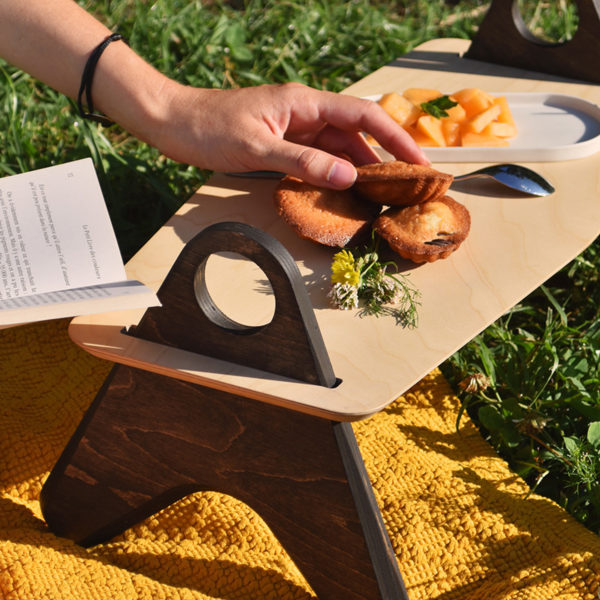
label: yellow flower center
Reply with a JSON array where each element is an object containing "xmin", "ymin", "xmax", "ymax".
[{"xmin": 330, "ymin": 250, "xmax": 360, "ymax": 287}]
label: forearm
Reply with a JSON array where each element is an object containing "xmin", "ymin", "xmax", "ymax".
[
  {"xmin": 0, "ymin": 0, "xmax": 175, "ymax": 143},
  {"xmin": 0, "ymin": 0, "xmax": 115, "ymax": 96}
]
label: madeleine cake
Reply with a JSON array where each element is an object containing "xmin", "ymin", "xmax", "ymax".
[
  {"xmin": 274, "ymin": 175, "xmax": 381, "ymax": 247},
  {"xmin": 354, "ymin": 160, "xmax": 453, "ymax": 206},
  {"xmin": 374, "ymin": 195, "xmax": 470, "ymax": 263}
]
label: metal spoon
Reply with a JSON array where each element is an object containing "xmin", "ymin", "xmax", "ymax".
[
  {"xmin": 452, "ymin": 163, "xmax": 555, "ymax": 196},
  {"xmin": 226, "ymin": 163, "xmax": 555, "ymax": 196}
]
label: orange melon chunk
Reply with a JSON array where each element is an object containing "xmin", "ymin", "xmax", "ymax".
[
  {"xmin": 378, "ymin": 92, "xmax": 421, "ymax": 128},
  {"xmin": 445, "ymin": 100, "xmax": 467, "ymax": 122},
  {"xmin": 416, "ymin": 115, "xmax": 446, "ymax": 147},
  {"xmin": 463, "ymin": 103, "xmax": 502, "ymax": 134},
  {"xmin": 461, "ymin": 131, "xmax": 510, "ymax": 147},
  {"xmin": 482, "ymin": 121, "xmax": 518, "ymax": 138},
  {"xmin": 402, "ymin": 88, "xmax": 442, "ymax": 106},
  {"xmin": 442, "ymin": 120, "xmax": 461, "ymax": 146},
  {"xmin": 453, "ymin": 88, "xmax": 494, "ymax": 118},
  {"xmin": 493, "ymin": 96, "xmax": 516, "ymax": 126},
  {"xmin": 405, "ymin": 125, "xmax": 438, "ymax": 146}
]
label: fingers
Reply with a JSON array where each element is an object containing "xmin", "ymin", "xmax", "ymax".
[
  {"xmin": 265, "ymin": 137, "xmax": 358, "ymax": 189},
  {"xmin": 364, "ymin": 105, "xmax": 432, "ymax": 166},
  {"xmin": 262, "ymin": 88, "xmax": 433, "ymax": 188},
  {"xmin": 311, "ymin": 126, "xmax": 382, "ymax": 166},
  {"xmin": 305, "ymin": 90, "xmax": 431, "ymax": 166}
]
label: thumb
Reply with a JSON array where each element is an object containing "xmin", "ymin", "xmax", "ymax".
[{"xmin": 266, "ymin": 139, "xmax": 357, "ymax": 189}]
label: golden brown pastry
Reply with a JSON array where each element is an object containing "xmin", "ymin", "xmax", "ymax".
[
  {"xmin": 374, "ymin": 195, "xmax": 470, "ymax": 263},
  {"xmin": 274, "ymin": 175, "xmax": 381, "ymax": 247},
  {"xmin": 354, "ymin": 160, "xmax": 453, "ymax": 206}
]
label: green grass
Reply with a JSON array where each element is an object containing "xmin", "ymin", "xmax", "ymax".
[
  {"xmin": 2, "ymin": 0, "xmax": 599, "ymax": 533},
  {"xmin": 517, "ymin": 0, "xmax": 579, "ymax": 42},
  {"xmin": 442, "ymin": 238, "xmax": 600, "ymax": 529}
]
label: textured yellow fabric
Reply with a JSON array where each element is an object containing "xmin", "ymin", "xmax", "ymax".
[{"xmin": 1, "ymin": 318, "xmax": 600, "ymax": 599}]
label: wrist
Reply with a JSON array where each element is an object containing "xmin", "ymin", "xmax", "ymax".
[
  {"xmin": 145, "ymin": 83, "xmax": 217, "ymax": 166},
  {"xmin": 89, "ymin": 40, "xmax": 177, "ymax": 144}
]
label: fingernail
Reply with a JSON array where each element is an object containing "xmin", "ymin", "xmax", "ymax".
[{"xmin": 327, "ymin": 161, "xmax": 357, "ymax": 188}]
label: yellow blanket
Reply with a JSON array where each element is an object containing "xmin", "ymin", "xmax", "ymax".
[{"xmin": 1, "ymin": 319, "xmax": 599, "ymax": 599}]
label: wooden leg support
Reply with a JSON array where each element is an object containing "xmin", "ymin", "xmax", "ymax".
[{"xmin": 41, "ymin": 364, "xmax": 409, "ymax": 600}]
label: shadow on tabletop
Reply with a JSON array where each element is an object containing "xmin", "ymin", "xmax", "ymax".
[{"xmin": 389, "ymin": 49, "xmax": 591, "ymax": 85}]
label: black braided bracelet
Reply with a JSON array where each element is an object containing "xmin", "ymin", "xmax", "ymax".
[{"xmin": 77, "ymin": 33, "xmax": 126, "ymax": 126}]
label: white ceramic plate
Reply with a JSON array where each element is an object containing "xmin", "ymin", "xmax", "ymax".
[{"xmin": 365, "ymin": 92, "xmax": 600, "ymax": 162}]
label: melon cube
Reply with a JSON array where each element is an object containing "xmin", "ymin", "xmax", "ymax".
[
  {"xmin": 378, "ymin": 92, "xmax": 421, "ymax": 128},
  {"xmin": 416, "ymin": 115, "xmax": 446, "ymax": 147},
  {"xmin": 445, "ymin": 100, "xmax": 467, "ymax": 122},
  {"xmin": 482, "ymin": 121, "xmax": 517, "ymax": 138},
  {"xmin": 493, "ymin": 96, "xmax": 516, "ymax": 127},
  {"xmin": 402, "ymin": 88, "xmax": 442, "ymax": 106},
  {"xmin": 461, "ymin": 131, "xmax": 509, "ymax": 147},
  {"xmin": 454, "ymin": 88, "xmax": 494, "ymax": 118},
  {"xmin": 442, "ymin": 120, "xmax": 461, "ymax": 146},
  {"xmin": 464, "ymin": 103, "xmax": 502, "ymax": 134},
  {"xmin": 404, "ymin": 125, "xmax": 437, "ymax": 146}
]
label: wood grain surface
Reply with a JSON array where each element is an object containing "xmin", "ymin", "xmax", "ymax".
[{"xmin": 41, "ymin": 364, "xmax": 408, "ymax": 599}]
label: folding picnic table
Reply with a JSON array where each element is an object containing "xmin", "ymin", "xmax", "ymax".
[{"xmin": 40, "ymin": 5, "xmax": 600, "ymax": 598}]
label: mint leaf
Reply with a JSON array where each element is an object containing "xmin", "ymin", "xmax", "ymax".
[{"xmin": 420, "ymin": 95, "xmax": 458, "ymax": 119}]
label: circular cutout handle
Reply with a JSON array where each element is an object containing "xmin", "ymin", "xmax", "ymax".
[
  {"xmin": 194, "ymin": 251, "xmax": 276, "ymax": 334},
  {"xmin": 134, "ymin": 222, "xmax": 336, "ymax": 387}
]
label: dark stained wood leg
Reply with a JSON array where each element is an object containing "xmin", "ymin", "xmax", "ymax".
[
  {"xmin": 41, "ymin": 365, "xmax": 409, "ymax": 600},
  {"xmin": 464, "ymin": 0, "xmax": 600, "ymax": 83}
]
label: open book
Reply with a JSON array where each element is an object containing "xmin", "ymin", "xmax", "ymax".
[{"xmin": 0, "ymin": 158, "xmax": 160, "ymax": 327}]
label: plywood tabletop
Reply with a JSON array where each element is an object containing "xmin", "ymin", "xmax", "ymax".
[{"xmin": 69, "ymin": 38, "xmax": 600, "ymax": 421}]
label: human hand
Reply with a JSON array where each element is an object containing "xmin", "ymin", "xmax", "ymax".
[{"xmin": 152, "ymin": 82, "xmax": 430, "ymax": 189}]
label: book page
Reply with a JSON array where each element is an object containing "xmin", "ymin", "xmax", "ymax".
[
  {"xmin": 0, "ymin": 280, "xmax": 159, "ymax": 326},
  {"xmin": 0, "ymin": 158, "xmax": 126, "ymax": 300}
]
